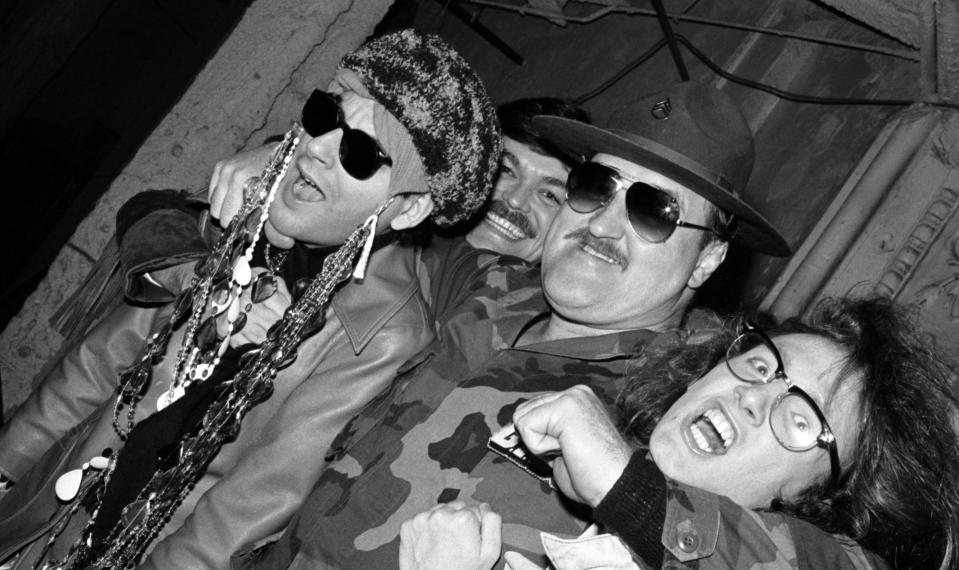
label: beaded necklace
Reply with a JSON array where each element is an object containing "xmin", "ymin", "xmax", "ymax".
[
  {"xmin": 32, "ymin": 128, "xmax": 301, "ymax": 570},
  {"xmin": 44, "ymin": 124, "xmax": 395, "ymax": 569},
  {"xmin": 109, "ymin": 128, "xmax": 300, "ymax": 439}
]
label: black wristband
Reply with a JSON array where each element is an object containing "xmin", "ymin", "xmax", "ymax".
[{"xmin": 594, "ymin": 452, "xmax": 669, "ymax": 566}]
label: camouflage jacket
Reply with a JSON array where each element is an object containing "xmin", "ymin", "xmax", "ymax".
[
  {"xmin": 235, "ymin": 248, "xmax": 712, "ymax": 569},
  {"xmin": 232, "ymin": 240, "xmax": 883, "ymax": 570},
  {"xmin": 417, "ymin": 234, "xmax": 535, "ymax": 323}
]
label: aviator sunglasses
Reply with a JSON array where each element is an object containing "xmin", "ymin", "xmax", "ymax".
[
  {"xmin": 566, "ymin": 161, "xmax": 725, "ymax": 243},
  {"xmin": 301, "ymin": 89, "xmax": 393, "ymax": 180}
]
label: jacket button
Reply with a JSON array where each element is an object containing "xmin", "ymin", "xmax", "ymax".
[{"xmin": 677, "ymin": 529, "xmax": 699, "ymax": 553}]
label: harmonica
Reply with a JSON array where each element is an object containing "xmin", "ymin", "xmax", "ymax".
[{"xmin": 487, "ymin": 424, "xmax": 554, "ymax": 488}]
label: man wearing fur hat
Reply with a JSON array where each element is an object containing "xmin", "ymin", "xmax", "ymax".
[
  {"xmin": 209, "ymin": 96, "xmax": 589, "ymax": 264},
  {"xmin": 198, "ymin": 97, "xmax": 590, "ymax": 327},
  {"xmin": 235, "ymin": 80, "xmax": 790, "ymax": 569},
  {"xmin": 0, "ymin": 30, "xmax": 500, "ymax": 570},
  {"xmin": 200, "ymin": 97, "xmax": 590, "ymax": 331}
]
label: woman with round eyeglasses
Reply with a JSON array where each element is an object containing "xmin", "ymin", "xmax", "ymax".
[
  {"xmin": 398, "ymin": 298, "xmax": 959, "ymax": 570},
  {"xmin": 720, "ymin": 320, "xmax": 841, "ymax": 486}
]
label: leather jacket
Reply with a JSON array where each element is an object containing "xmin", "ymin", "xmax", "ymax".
[{"xmin": 0, "ymin": 196, "xmax": 435, "ymax": 569}]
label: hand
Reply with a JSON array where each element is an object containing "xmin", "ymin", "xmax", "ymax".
[
  {"xmin": 399, "ymin": 501, "xmax": 502, "ymax": 570},
  {"xmin": 208, "ymin": 143, "xmax": 277, "ymax": 226},
  {"xmin": 217, "ymin": 268, "xmax": 292, "ymax": 347},
  {"xmin": 513, "ymin": 386, "xmax": 632, "ymax": 507}
]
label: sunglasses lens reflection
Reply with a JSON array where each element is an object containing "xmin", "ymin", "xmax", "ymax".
[
  {"xmin": 567, "ymin": 163, "xmax": 617, "ymax": 213},
  {"xmin": 625, "ymin": 184, "xmax": 678, "ymax": 243},
  {"xmin": 567, "ymin": 162, "xmax": 680, "ymax": 242}
]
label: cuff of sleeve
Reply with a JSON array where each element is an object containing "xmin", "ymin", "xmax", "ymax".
[
  {"xmin": 117, "ymin": 190, "xmax": 210, "ymax": 301},
  {"xmin": 125, "ymin": 257, "xmax": 201, "ymax": 303},
  {"xmin": 594, "ymin": 451, "xmax": 668, "ymax": 566}
]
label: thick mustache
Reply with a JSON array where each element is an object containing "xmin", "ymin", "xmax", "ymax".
[
  {"xmin": 565, "ymin": 228, "xmax": 628, "ymax": 267},
  {"xmin": 488, "ymin": 200, "xmax": 535, "ymax": 238}
]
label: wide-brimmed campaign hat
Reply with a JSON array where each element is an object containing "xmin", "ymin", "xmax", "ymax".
[{"xmin": 532, "ymin": 81, "xmax": 790, "ymax": 256}]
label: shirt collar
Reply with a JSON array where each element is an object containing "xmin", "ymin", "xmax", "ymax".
[
  {"xmin": 508, "ymin": 318, "xmax": 665, "ymax": 361},
  {"xmin": 505, "ymin": 308, "xmax": 722, "ymax": 361}
]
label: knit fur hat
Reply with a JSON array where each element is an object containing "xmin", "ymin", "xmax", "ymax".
[{"xmin": 339, "ymin": 30, "xmax": 501, "ymax": 227}]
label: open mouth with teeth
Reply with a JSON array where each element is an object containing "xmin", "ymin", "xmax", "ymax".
[
  {"xmin": 289, "ymin": 167, "xmax": 325, "ymax": 202},
  {"xmin": 485, "ymin": 212, "xmax": 529, "ymax": 241},
  {"xmin": 688, "ymin": 408, "xmax": 734, "ymax": 455}
]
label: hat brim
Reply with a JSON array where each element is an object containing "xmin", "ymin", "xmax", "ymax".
[{"xmin": 533, "ymin": 116, "xmax": 791, "ymax": 257}]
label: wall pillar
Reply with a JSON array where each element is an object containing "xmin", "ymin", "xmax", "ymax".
[{"xmin": 761, "ymin": 104, "xmax": 959, "ymax": 386}]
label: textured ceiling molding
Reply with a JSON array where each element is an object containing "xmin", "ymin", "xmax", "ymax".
[
  {"xmin": 929, "ymin": 0, "xmax": 959, "ymax": 101},
  {"xmin": 819, "ymin": 0, "xmax": 921, "ymax": 48},
  {"xmin": 527, "ymin": 0, "xmax": 567, "ymax": 26}
]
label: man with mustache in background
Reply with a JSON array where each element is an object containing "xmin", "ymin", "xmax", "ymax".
[{"xmin": 460, "ymin": 98, "xmax": 589, "ymax": 263}]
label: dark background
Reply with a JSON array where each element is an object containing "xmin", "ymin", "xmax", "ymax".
[
  {"xmin": 0, "ymin": 0, "xmax": 918, "ymax": 333},
  {"xmin": 0, "ymin": 0, "xmax": 253, "ymax": 331}
]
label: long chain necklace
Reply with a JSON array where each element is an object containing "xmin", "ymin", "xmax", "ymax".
[
  {"xmin": 49, "ymin": 125, "xmax": 395, "ymax": 569},
  {"xmin": 160, "ymin": 159, "xmax": 287, "ymax": 411},
  {"xmin": 33, "ymin": 127, "xmax": 300, "ymax": 570},
  {"xmin": 111, "ymin": 129, "xmax": 298, "ymax": 436},
  {"xmin": 66, "ymin": 207, "xmax": 379, "ymax": 570}
]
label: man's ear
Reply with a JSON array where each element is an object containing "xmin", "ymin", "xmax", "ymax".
[
  {"xmin": 388, "ymin": 193, "xmax": 434, "ymax": 231},
  {"xmin": 688, "ymin": 239, "xmax": 728, "ymax": 289}
]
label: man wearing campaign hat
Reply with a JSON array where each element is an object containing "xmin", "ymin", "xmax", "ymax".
[
  {"xmin": 532, "ymin": 80, "xmax": 788, "ymax": 337},
  {"xmin": 235, "ymin": 81, "xmax": 790, "ymax": 569}
]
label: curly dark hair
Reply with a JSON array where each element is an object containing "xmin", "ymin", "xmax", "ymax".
[
  {"xmin": 497, "ymin": 97, "xmax": 590, "ymax": 168},
  {"xmin": 617, "ymin": 297, "xmax": 959, "ymax": 570}
]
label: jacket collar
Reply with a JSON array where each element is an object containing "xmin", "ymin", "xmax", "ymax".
[{"xmin": 331, "ymin": 242, "xmax": 421, "ymax": 354}]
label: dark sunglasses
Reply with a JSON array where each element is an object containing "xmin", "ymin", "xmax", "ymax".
[
  {"xmin": 566, "ymin": 161, "xmax": 724, "ymax": 243},
  {"xmin": 301, "ymin": 90, "xmax": 392, "ymax": 180}
]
